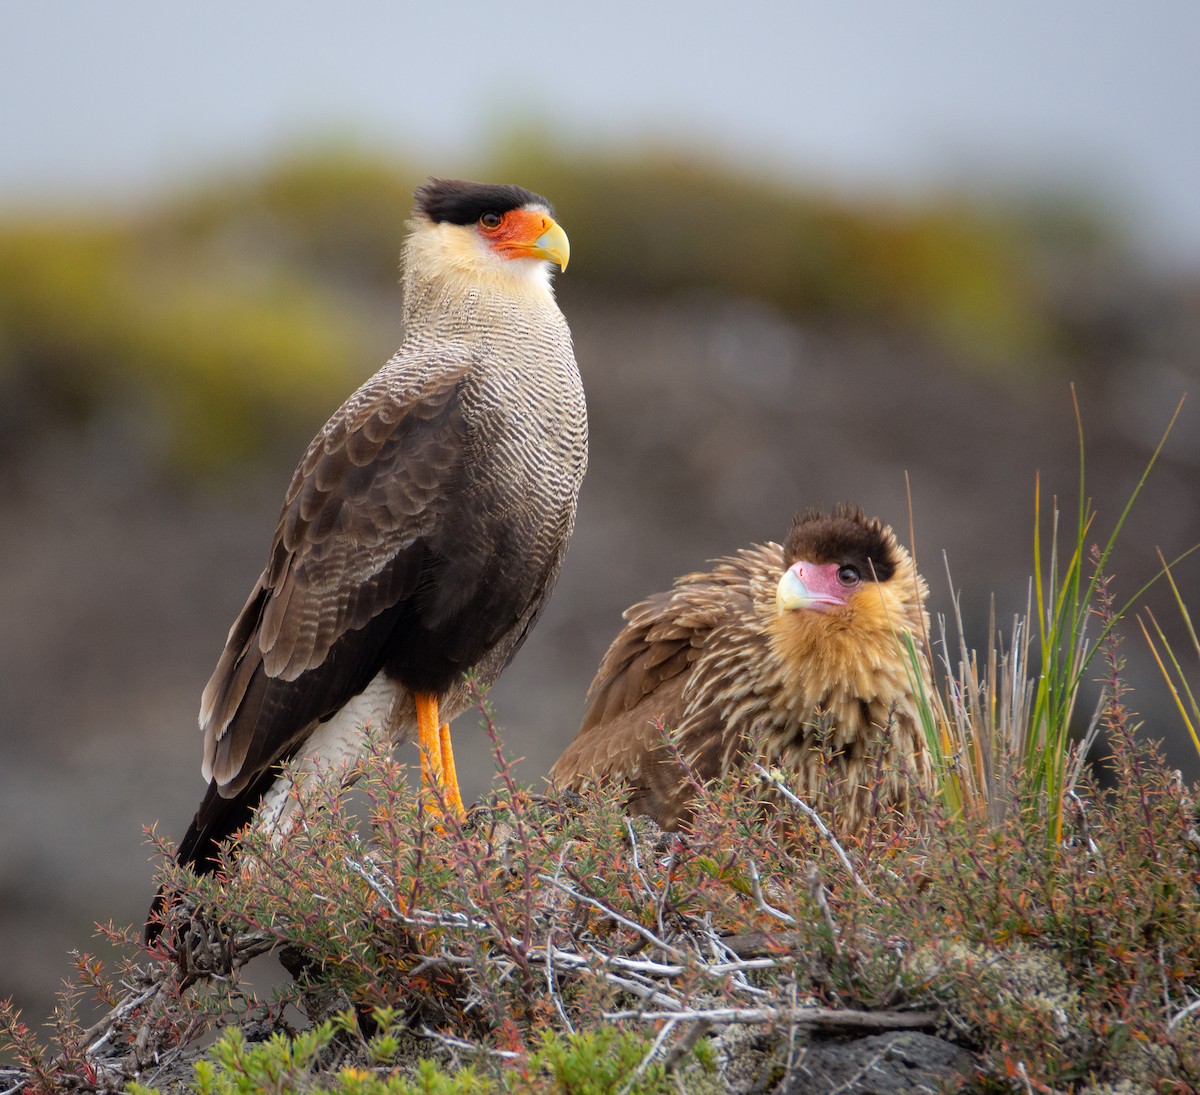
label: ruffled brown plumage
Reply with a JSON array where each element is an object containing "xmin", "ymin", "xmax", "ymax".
[{"xmin": 550, "ymin": 506, "xmax": 934, "ymax": 832}]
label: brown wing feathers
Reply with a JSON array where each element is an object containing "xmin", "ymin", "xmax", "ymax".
[
  {"xmin": 549, "ymin": 566, "xmax": 756, "ymax": 820},
  {"xmin": 200, "ymin": 367, "xmax": 469, "ymax": 798},
  {"xmin": 584, "ymin": 593, "xmax": 690, "ymax": 728},
  {"xmin": 262, "ymin": 368, "xmax": 467, "ymax": 679}
]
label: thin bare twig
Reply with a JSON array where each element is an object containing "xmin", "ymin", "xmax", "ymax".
[
  {"xmin": 605, "ymin": 1005, "xmax": 937, "ymax": 1031},
  {"xmin": 617, "ymin": 1016, "xmax": 680, "ymax": 1095},
  {"xmin": 663, "ymin": 1017, "xmax": 713, "ymax": 1073},
  {"xmin": 417, "ymin": 1026, "xmax": 520, "ymax": 1060},
  {"xmin": 1169, "ymin": 996, "xmax": 1200, "ymax": 1032},
  {"xmin": 807, "ymin": 863, "xmax": 841, "ymax": 957},
  {"xmin": 539, "ymin": 874, "xmax": 685, "ymax": 959},
  {"xmin": 746, "ymin": 860, "xmax": 798, "ymax": 926},
  {"xmin": 754, "ymin": 765, "xmax": 875, "ymax": 898}
]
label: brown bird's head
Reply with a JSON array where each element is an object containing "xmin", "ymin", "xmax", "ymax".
[
  {"xmin": 405, "ymin": 178, "xmax": 570, "ymax": 299},
  {"xmin": 768, "ymin": 505, "xmax": 929, "ymax": 697}
]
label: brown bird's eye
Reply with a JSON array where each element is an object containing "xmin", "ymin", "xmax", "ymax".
[
  {"xmin": 480, "ymin": 212, "xmax": 503, "ymax": 229},
  {"xmin": 837, "ymin": 565, "xmax": 861, "ymax": 585}
]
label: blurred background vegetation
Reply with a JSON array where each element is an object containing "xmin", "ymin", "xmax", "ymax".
[
  {"xmin": 0, "ymin": 140, "xmax": 1131, "ymax": 480},
  {"xmin": 0, "ymin": 139, "xmax": 1197, "ymax": 1033}
]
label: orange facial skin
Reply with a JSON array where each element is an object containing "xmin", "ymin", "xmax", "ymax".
[{"xmin": 480, "ymin": 207, "xmax": 570, "ymax": 269}]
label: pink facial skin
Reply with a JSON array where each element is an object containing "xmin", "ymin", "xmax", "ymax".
[{"xmin": 775, "ymin": 559, "xmax": 863, "ymax": 614}]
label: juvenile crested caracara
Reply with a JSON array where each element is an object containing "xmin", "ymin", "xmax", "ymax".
[
  {"xmin": 550, "ymin": 507, "xmax": 934, "ymax": 832},
  {"xmin": 152, "ymin": 180, "xmax": 585, "ymax": 927}
]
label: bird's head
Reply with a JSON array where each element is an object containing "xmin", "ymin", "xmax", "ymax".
[
  {"xmin": 771, "ymin": 505, "xmax": 928, "ymax": 658},
  {"xmin": 406, "ymin": 178, "xmax": 569, "ymax": 297}
]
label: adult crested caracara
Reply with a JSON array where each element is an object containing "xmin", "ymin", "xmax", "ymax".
[
  {"xmin": 157, "ymin": 179, "xmax": 586, "ymax": 907},
  {"xmin": 550, "ymin": 506, "xmax": 934, "ymax": 832}
]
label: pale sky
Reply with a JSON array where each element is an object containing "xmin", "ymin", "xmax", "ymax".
[{"xmin": 3, "ymin": 0, "xmax": 1198, "ymax": 266}]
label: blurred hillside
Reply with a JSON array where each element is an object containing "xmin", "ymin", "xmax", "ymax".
[{"xmin": 1, "ymin": 146, "xmax": 1198, "ymax": 1027}]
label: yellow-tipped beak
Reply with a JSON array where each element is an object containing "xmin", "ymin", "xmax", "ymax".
[
  {"xmin": 531, "ymin": 218, "xmax": 570, "ymax": 271},
  {"xmin": 776, "ymin": 568, "xmax": 814, "ymax": 614},
  {"xmin": 776, "ymin": 564, "xmax": 846, "ymax": 613}
]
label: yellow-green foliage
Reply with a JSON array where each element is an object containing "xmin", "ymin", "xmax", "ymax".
[
  {"xmin": 0, "ymin": 211, "xmax": 373, "ymax": 475},
  {"xmin": 495, "ymin": 139, "xmax": 1055, "ymax": 361},
  {"xmin": 161, "ymin": 150, "xmax": 420, "ymax": 286},
  {"xmin": 0, "ymin": 142, "xmax": 1105, "ymax": 480},
  {"xmin": 127, "ymin": 1017, "xmax": 693, "ymax": 1095}
]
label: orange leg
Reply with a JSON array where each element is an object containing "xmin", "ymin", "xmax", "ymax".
[
  {"xmin": 415, "ymin": 691, "xmax": 465, "ymax": 818},
  {"xmin": 417, "ymin": 691, "xmax": 444, "ymax": 789},
  {"xmin": 439, "ymin": 719, "xmax": 464, "ymax": 816}
]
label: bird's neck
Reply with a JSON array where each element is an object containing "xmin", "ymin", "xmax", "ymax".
[
  {"xmin": 402, "ymin": 273, "xmax": 561, "ymax": 339},
  {"xmin": 400, "ymin": 238, "xmax": 563, "ymax": 344},
  {"xmin": 765, "ymin": 611, "xmax": 919, "ymax": 718}
]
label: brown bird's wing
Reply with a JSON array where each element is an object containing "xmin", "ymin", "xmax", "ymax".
[
  {"xmin": 199, "ymin": 353, "xmax": 473, "ymax": 800},
  {"xmin": 550, "ymin": 570, "xmax": 750, "ymax": 828}
]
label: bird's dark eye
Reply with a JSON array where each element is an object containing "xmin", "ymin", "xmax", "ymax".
[
  {"xmin": 480, "ymin": 212, "xmax": 503, "ymax": 229},
  {"xmin": 837, "ymin": 565, "xmax": 861, "ymax": 585}
]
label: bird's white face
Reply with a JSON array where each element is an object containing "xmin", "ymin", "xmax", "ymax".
[{"xmin": 414, "ymin": 203, "xmax": 570, "ymax": 297}]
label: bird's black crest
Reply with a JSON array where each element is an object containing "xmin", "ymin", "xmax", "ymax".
[
  {"xmin": 784, "ymin": 504, "xmax": 898, "ymax": 582},
  {"xmin": 415, "ymin": 179, "xmax": 551, "ymax": 225}
]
